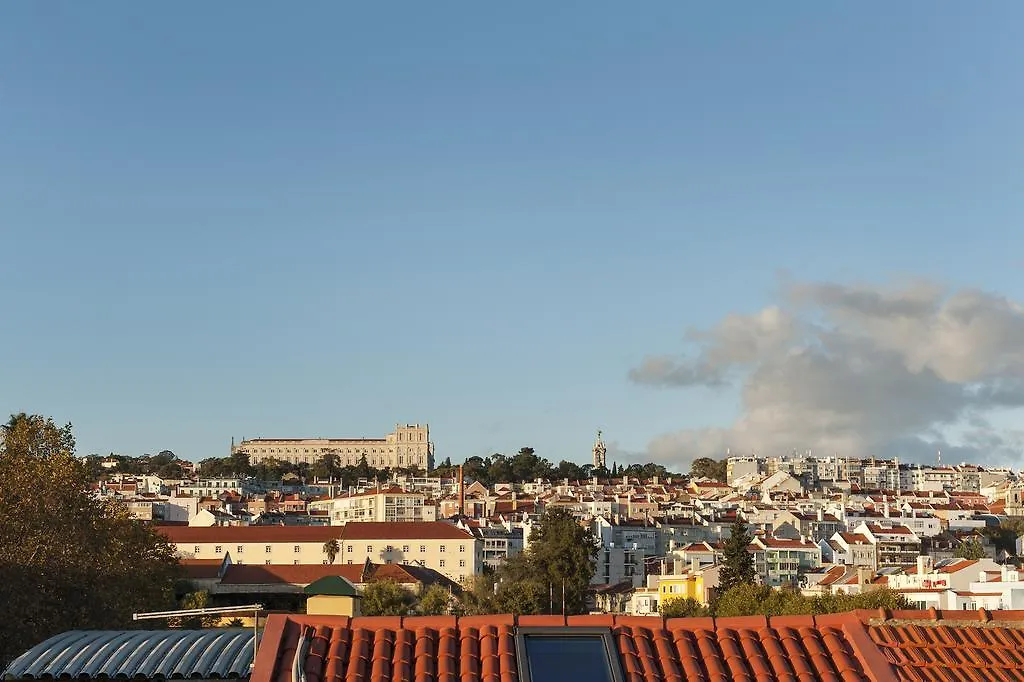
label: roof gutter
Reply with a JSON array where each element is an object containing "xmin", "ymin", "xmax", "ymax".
[{"xmin": 291, "ymin": 626, "xmax": 312, "ymax": 682}]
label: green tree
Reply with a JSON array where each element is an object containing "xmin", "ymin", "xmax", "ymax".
[
  {"xmin": 712, "ymin": 584, "xmax": 909, "ymax": 617},
  {"xmin": 416, "ymin": 584, "xmax": 453, "ymax": 615},
  {"xmin": 955, "ymin": 537, "xmax": 988, "ymax": 560},
  {"xmin": 323, "ymin": 539, "xmax": 340, "ymax": 564},
  {"xmin": 0, "ymin": 414, "xmax": 181, "ymax": 664},
  {"xmin": 455, "ymin": 575, "xmax": 499, "ymax": 615},
  {"xmin": 174, "ymin": 590, "xmax": 219, "ymax": 628},
  {"xmin": 718, "ymin": 517, "xmax": 755, "ymax": 592},
  {"xmin": 359, "ymin": 579, "xmax": 416, "ymax": 616},
  {"xmin": 659, "ymin": 597, "xmax": 709, "ymax": 618},
  {"xmin": 514, "ymin": 508, "xmax": 599, "ymax": 615},
  {"xmin": 690, "ymin": 457, "xmax": 728, "ymax": 482}
]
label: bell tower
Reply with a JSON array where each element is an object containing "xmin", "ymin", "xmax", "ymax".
[{"xmin": 592, "ymin": 430, "xmax": 607, "ymax": 470}]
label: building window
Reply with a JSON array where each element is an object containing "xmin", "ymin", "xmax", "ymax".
[
  {"xmin": 294, "ymin": 560, "xmax": 300, "ymax": 565},
  {"xmin": 420, "ymin": 545, "xmax": 426, "ymax": 552},
  {"xmin": 440, "ymin": 545, "xmax": 446, "ymax": 553},
  {"xmin": 402, "ymin": 545, "xmax": 409, "ymax": 553},
  {"xmin": 367, "ymin": 545, "xmax": 373, "ymax": 553},
  {"xmin": 440, "ymin": 560, "xmax": 445, "ymax": 567},
  {"xmin": 194, "ymin": 546, "xmax": 200, "ymax": 555},
  {"xmin": 215, "ymin": 545, "xmax": 222, "ymax": 554},
  {"xmin": 265, "ymin": 545, "xmax": 272, "ymax": 553},
  {"xmin": 386, "ymin": 545, "xmax": 393, "ymax": 552},
  {"xmin": 294, "ymin": 545, "xmax": 301, "ymax": 553},
  {"xmin": 237, "ymin": 545, "xmax": 244, "ymax": 554},
  {"xmin": 347, "ymin": 546, "xmax": 353, "ymax": 553},
  {"xmin": 460, "ymin": 545, "xmax": 466, "ymax": 552},
  {"xmin": 460, "ymin": 560, "xmax": 466, "ymax": 567},
  {"xmin": 515, "ymin": 628, "xmax": 623, "ymax": 682},
  {"xmin": 265, "ymin": 560, "xmax": 272, "ymax": 565}
]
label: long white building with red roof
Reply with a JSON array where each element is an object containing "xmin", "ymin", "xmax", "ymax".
[{"xmin": 159, "ymin": 520, "xmax": 480, "ymax": 583}]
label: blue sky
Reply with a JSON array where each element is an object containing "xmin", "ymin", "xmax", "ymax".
[{"xmin": 3, "ymin": 3, "xmax": 1024, "ymax": 468}]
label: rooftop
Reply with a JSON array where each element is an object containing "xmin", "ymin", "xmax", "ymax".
[{"xmin": 249, "ymin": 609, "xmax": 1024, "ymax": 682}]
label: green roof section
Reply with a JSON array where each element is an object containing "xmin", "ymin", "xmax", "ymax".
[{"xmin": 304, "ymin": 575, "xmax": 361, "ymax": 597}]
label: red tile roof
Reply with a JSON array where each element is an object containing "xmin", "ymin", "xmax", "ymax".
[
  {"xmin": 252, "ymin": 610, "xmax": 1024, "ymax": 682},
  {"xmin": 339, "ymin": 522, "xmax": 473, "ymax": 541},
  {"xmin": 157, "ymin": 525, "xmax": 342, "ymax": 543},
  {"xmin": 252, "ymin": 612, "xmax": 899, "ymax": 682},
  {"xmin": 221, "ymin": 562, "xmax": 426, "ymax": 586},
  {"xmin": 179, "ymin": 558, "xmax": 223, "ymax": 579},
  {"xmin": 863, "ymin": 609, "xmax": 1024, "ymax": 681}
]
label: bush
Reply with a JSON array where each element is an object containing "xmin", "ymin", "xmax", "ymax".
[
  {"xmin": 660, "ymin": 597, "xmax": 709, "ymax": 618},
  {"xmin": 710, "ymin": 584, "xmax": 909, "ymax": 617}
]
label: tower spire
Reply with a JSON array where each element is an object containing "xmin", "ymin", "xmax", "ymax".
[{"xmin": 592, "ymin": 430, "xmax": 607, "ymax": 470}]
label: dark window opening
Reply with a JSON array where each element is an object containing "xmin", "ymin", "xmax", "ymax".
[{"xmin": 515, "ymin": 627, "xmax": 623, "ymax": 682}]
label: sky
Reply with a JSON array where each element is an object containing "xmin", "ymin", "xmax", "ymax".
[{"xmin": 3, "ymin": 3, "xmax": 1024, "ymax": 470}]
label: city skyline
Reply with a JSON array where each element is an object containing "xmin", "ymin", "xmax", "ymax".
[{"xmin": 4, "ymin": 4, "xmax": 1024, "ymax": 469}]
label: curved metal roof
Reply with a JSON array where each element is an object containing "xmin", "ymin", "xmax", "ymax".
[{"xmin": 2, "ymin": 629, "xmax": 256, "ymax": 680}]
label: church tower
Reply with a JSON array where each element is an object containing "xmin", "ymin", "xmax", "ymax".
[{"xmin": 592, "ymin": 430, "xmax": 607, "ymax": 470}]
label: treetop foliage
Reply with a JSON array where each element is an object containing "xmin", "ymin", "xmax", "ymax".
[
  {"xmin": 718, "ymin": 517, "xmax": 755, "ymax": 592},
  {"xmin": 689, "ymin": 457, "xmax": 728, "ymax": 482},
  {"xmin": 0, "ymin": 413, "xmax": 181, "ymax": 665},
  {"xmin": 457, "ymin": 508, "xmax": 599, "ymax": 616},
  {"xmin": 435, "ymin": 447, "xmax": 678, "ymax": 488}
]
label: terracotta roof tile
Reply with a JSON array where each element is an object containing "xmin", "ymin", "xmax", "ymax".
[
  {"xmin": 339, "ymin": 521, "xmax": 474, "ymax": 540},
  {"xmin": 252, "ymin": 612, "xmax": 906, "ymax": 682},
  {"xmin": 857, "ymin": 610, "xmax": 1024, "ymax": 682}
]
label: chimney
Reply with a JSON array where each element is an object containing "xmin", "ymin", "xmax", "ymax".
[
  {"xmin": 917, "ymin": 555, "xmax": 927, "ymax": 576},
  {"xmin": 458, "ymin": 465, "xmax": 465, "ymax": 516},
  {"xmin": 817, "ymin": 508, "xmax": 824, "ymax": 522},
  {"xmin": 979, "ymin": 571, "xmax": 987, "ymax": 583},
  {"xmin": 691, "ymin": 557, "xmax": 700, "ymax": 574},
  {"xmin": 857, "ymin": 566, "xmax": 871, "ymax": 585},
  {"xmin": 512, "ymin": 490, "xmax": 517, "ymax": 511}
]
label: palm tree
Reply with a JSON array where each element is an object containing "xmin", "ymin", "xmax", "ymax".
[{"xmin": 323, "ymin": 538, "xmax": 340, "ymax": 564}]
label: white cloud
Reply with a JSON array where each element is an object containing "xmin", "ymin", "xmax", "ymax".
[{"xmin": 629, "ymin": 279, "xmax": 1024, "ymax": 471}]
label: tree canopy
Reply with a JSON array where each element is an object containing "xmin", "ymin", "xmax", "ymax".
[
  {"xmin": 718, "ymin": 517, "xmax": 756, "ymax": 592},
  {"xmin": 0, "ymin": 414, "xmax": 181, "ymax": 665},
  {"xmin": 359, "ymin": 579, "xmax": 416, "ymax": 616},
  {"xmin": 439, "ymin": 447, "xmax": 678, "ymax": 488},
  {"xmin": 954, "ymin": 537, "xmax": 988, "ymax": 560},
  {"xmin": 690, "ymin": 457, "xmax": 728, "ymax": 482},
  {"xmin": 456, "ymin": 508, "xmax": 599, "ymax": 616}
]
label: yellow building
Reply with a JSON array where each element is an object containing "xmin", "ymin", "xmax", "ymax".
[
  {"xmin": 304, "ymin": 575, "xmax": 362, "ymax": 617},
  {"xmin": 656, "ymin": 564, "xmax": 720, "ymax": 607}
]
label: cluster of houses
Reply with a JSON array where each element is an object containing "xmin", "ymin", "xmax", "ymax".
[{"xmin": 91, "ymin": 456, "xmax": 1024, "ymax": 615}]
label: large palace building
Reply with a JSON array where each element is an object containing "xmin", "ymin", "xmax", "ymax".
[{"xmin": 231, "ymin": 423, "xmax": 433, "ymax": 470}]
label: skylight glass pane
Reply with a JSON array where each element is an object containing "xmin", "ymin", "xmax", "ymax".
[{"xmin": 523, "ymin": 635, "xmax": 614, "ymax": 682}]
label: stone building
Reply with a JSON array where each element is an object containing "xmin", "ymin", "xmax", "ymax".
[{"xmin": 232, "ymin": 423, "xmax": 433, "ymax": 470}]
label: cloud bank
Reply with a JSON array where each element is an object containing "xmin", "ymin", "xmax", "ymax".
[{"xmin": 630, "ymin": 280, "xmax": 1024, "ymax": 470}]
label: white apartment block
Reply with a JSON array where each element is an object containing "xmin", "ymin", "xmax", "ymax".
[
  {"xmin": 232, "ymin": 423, "xmax": 433, "ymax": 470},
  {"xmin": 307, "ymin": 487, "xmax": 438, "ymax": 524},
  {"xmin": 178, "ymin": 478, "xmax": 244, "ymax": 497}
]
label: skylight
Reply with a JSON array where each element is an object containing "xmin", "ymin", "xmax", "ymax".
[{"xmin": 515, "ymin": 627, "xmax": 624, "ymax": 682}]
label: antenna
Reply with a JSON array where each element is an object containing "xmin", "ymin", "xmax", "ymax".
[{"xmin": 134, "ymin": 604, "xmax": 264, "ymax": 668}]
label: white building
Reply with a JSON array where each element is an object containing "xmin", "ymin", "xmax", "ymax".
[
  {"xmin": 307, "ymin": 487, "xmax": 437, "ymax": 525},
  {"xmin": 335, "ymin": 521, "xmax": 481, "ymax": 584}
]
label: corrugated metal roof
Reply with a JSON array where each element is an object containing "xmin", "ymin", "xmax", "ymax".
[{"xmin": 2, "ymin": 629, "xmax": 257, "ymax": 680}]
